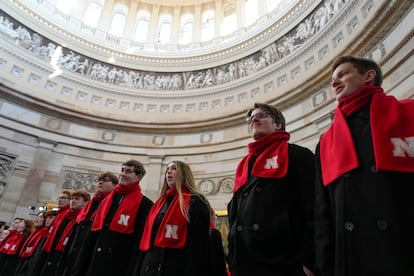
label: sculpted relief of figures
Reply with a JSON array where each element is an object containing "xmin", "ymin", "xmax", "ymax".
[{"xmin": 0, "ymin": 0, "xmax": 346, "ymax": 91}]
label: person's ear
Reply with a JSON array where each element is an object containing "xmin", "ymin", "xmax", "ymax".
[
  {"xmin": 364, "ymin": 69, "xmax": 376, "ymax": 85},
  {"xmin": 274, "ymin": 122, "xmax": 282, "ymax": 130}
]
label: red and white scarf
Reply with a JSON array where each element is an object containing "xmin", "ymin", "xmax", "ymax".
[
  {"xmin": 320, "ymin": 86, "xmax": 414, "ymax": 185},
  {"xmin": 76, "ymin": 192, "xmax": 110, "ymax": 223},
  {"xmin": 19, "ymin": 226, "xmax": 48, "ymax": 257},
  {"xmin": 234, "ymin": 131, "xmax": 290, "ymax": 193},
  {"xmin": 0, "ymin": 230, "xmax": 25, "ymax": 255},
  {"xmin": 42, "ymin": 208, "xmax": 80, "ymax": 252},
  {"xmin": 140, "ymin": 186, "xmax": 191, "ymax": 251},
  {"xmin": 91, "ymin": 183, "xmax": 143, "ymax": 234}
]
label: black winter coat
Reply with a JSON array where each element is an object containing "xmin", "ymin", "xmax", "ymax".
[
  {"xmin": 137, "ymin": 194, "xmax": 210, "ymax": 276},
  {"xmin": 314, "ymin": 105, "xmax": 414, "ymax": 276},
  {"xmin": 72, "ymin": 194, "xmax": 153, "ymax": 276},
  {"xmin": 228, "ymin": 143, "xmax": 315, "ymax": 276}
]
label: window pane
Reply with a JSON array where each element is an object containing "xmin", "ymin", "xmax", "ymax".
[
  {"xmin": 83, "ymin": 3, "xmax": 102, "ymax": 28},
  {"xmin": 109, "ymin": 13, "xmax": 126, "ymax": 36}
]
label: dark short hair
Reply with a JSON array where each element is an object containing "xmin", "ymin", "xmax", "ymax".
[
  {"xmin": 332, "ymin": 55, "xmax": 382, "ymax": 86},
  {"xmin": 247, "ymin": 103, "xmax": 286, "ymax": 130},
  {"xmin": 122, "ymin": 159, "xmax": 146, "ymax": 176},
  {"xmin": 97, "ymin": 171, "xmax": 118, "ymax": 185},
  {"xmin": 71, "ymin": 190, "xmax": 91, "ymax": 201}
]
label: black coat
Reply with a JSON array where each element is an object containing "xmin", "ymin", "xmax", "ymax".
[
  {"xmin": 228, "ymin": 143, "xmax": 315, "ymax": 276},
  {"xmin": 72, "ymin": 194, "xmax": 153, "ymax": 276},
  {"xmin": 314, "ymin": 105, "xmax": 414, "ymax": 276},
  {"xmin": 137, "ymin": 194, "xmax": 210, "ymax": 276},
  {"xmin": 58, "ymin": 199, "xmax": 100, "ymax": 276},
  {"xmin": 208, "ymin": 228, "xmax": 227, "ymax": 276}
]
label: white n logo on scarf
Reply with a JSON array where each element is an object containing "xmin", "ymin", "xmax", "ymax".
[
  {"xmin": 118, "ymin": 214, "xmax": 130, "ymax": 226},
  {"xmin": 390, "ymin": 137, "xmax": 414, "ymax": 157},
  {"xmin": 264, "ymin": 155, "xmax": 278, "ymax": 169},
  {"xmin": 165, "ymin": 224, "xmax": 178, "ymax": 239}
]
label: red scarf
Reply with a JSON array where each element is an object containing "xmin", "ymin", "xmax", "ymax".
[
  {"xmin": 76, "ymin": 192, "xmax": 110, "ymax": 223},
  {"xmin": 19, "ymin": 226, "xmax": 48, "ymax": 257},
  {"xmin": 55, "ymin": 208, "xmax": 81, "ymax": 251},
  {"xmin": 41, "ymin": 206, "xmax": 70, "ymax": 252},
  {"xmin": 140, "ymin": 186, "xmax": 191, "ymax": 251},
  {"xmin": 42, "ymin": 208, "xmax": 80, "ymax": 252},
  {"xmin": 234, "ymin": 131, "xmax": 290, "ymax": 192},
  {"xmin": 91, "ymin": 183, "xmax": 143, "ymax": 234},
  {"xmin": 320, "ymin": 86, "xmax": 414, "ymax": 185},
  {"xmin": 0, "ymin": 230, "xmax": 25, "ymax": 255}
]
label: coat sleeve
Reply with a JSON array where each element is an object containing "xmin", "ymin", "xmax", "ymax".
[
  {"xmin": 184, "ymin": 195, "xmax": 210, "ymax": 276},
  {"xmin": 291, "ymin": 145, "xmax": 316, "ymax": 271},
  {"xmin": 314, "ymin": 143, "xmax": 335, "ymax": 276}
]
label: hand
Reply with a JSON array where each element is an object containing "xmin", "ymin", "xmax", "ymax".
[{"xmin": 303, "ymin": 265, "xmax": 314, "ymax": 276}]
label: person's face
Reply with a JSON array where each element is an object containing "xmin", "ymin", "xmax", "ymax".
[
  {"xmin": 45, "ymin": 215, "xmax": 56, "ymax": 227},
  {"xmin": 165, "ymin": 162, "xmax": 178, "ymax": 188},
  {"xmin": 70, "ymin": 195, "xmax": 86, "ymax": 210},
  {"xmin": 96, "ymin": 176, "xmax": 114, "ymax": 194},
  {"xmin": 57, "ymin": 193, "xmax": 70, "ymax": 208},
  {"xmin": 16, "ymin": 220, "xmax": 25, "ymax": 232},
  {"xmin": 119, "ymin": 165, "xmax": 141, "ymax": 185},
  {"xmin": 248, "ymin": 108, "xmax": 281, "ymax": 140},
  {"xmin": 34, "ymin": 213, "xmax": 45, "ymax": 228},
  {"xmin": 331, "ymin": 62, "xmax": 375, "ymax": 101},
  {"xmin": 11, "ymin": 219, "xmax": 22, "ymax": 230}
]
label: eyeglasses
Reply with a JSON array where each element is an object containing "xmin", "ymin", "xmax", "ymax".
[
  {"xmin": 246, "ymin": 112, "xmax": 271, "ymax": 124},
  {"xmin": 57, "ymin": 196, "xmax": 70, "ymax": 200}
]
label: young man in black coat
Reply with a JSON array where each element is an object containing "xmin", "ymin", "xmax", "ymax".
[
  {"xmin": 72, "ymin": 159, "xmax": 153, "ymax": 276},
  {"xmin": 314, "ymin": 55, "xmax": 414, "ymax": 276},
  {"xmin": 227, "ymin": 103, "xmax": 315, "ymax": 276}
]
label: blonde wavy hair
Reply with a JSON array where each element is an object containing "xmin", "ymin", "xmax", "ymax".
[{"xmin": 160, "ymin": 161, "xmax": 205, "ymax": 222}]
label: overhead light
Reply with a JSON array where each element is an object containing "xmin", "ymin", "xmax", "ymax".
[{"xmin": 48, "ymin": 65, "xmax": 62, "ymax": 78}]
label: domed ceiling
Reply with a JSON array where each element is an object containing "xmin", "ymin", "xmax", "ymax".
[{"xmin": 1, "ymin": 0, "xmax": 412, "ymax": 133}]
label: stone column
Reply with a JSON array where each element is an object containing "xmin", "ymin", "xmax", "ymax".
[
  {"xmin": 170, "ymin": 6, "xmax": 181, "ymax": 44},
  {"xmin": 123, "ymin": 1, "xmax": 138, "ymax": 38},
  {"xmin": 18, "ymin": 139, "xmax": 55, "ymax": 214},
  {"xmin": 97, "ymin": 0, "xmax": 115, "ymax": 30},
  {"xmin": 147, "ymin": 4, "xmax": 160, "ymax": 43},
  {"xmin": 142, "ymin": 156, "xmax": 164, "ymax": 201},
  {"xmin": 193, "ymin": 4, "xmax": 202, "ymax": 42}
]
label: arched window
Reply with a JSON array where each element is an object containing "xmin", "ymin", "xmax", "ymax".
[
  {"xmin": 135, "ymin": 19, "xmax": 149, "ymax": 42},
  {"xmin": 157, "ymin": 14, "xmax": 172, "ymax": 43},
  {"xmin": 201, "ymin": 9, "xmax": 215, "ymax": 42},
  {"xmin": 266, "ymin": 0, "xmax": 283, "ymax": 12},
  {"xmin": 221, "ymin": 13, "xmax": 236, "ymax": 36},
  {"xmin": 244, "ymin": 0, "xmax": 259, "ymax": 26},
  {"xmin": 135, "ymin": 10, "xmax": 150, "ymax": 42},
  {"xmin": 179, "ymin": 13, "xmax": 193, "ymax": 44},
  {"xmin": 56, "ymin": 0, "xmax": 74, "ymax": 14},
  {"xmin": 83, "ymin": 2, "xmax": 102, "ymax": 28},
  {"xmin": 108, "ymin": 4, "xmax": 127, "ymax": 37}
]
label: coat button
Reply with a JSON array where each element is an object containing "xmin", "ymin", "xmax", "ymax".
[
  {"xmin": 144, "ymin": 265, "xmax": 150, "ymax": 272},
  {"xmin": 255, "ymin": 187, "xmax": 262, "ymax": 192},
  {"xmin": 243, "ymin": 192, "xmax": 248, "ymax": 197},
  {"xmin": 157, "ymin": 264, "xmax": 162, "ymax": 271},
  {"xmin": 370, "ymin": 165, "xmax": 378, "ymax": 173},
  {"xmin": 343, "ymin": 173, "xmax": 351, "ymax": 178},
  {"xmin": 236, "ymin": 225, "xmax": 243, "ymax": 231},
  {"xmin": 377, "ymin": 220, "xmax": 388, "ymax": 230},
  {"xmin": 252, "ymin": 224, "xmax": 259, "ymax": 230},
  {"xmin": 97, "ymin": 247, "xmax": 101, "ymax": 252},
  {"xmin": 344, "ymin": 221, "xmax": 355, "ymax": 231}
]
